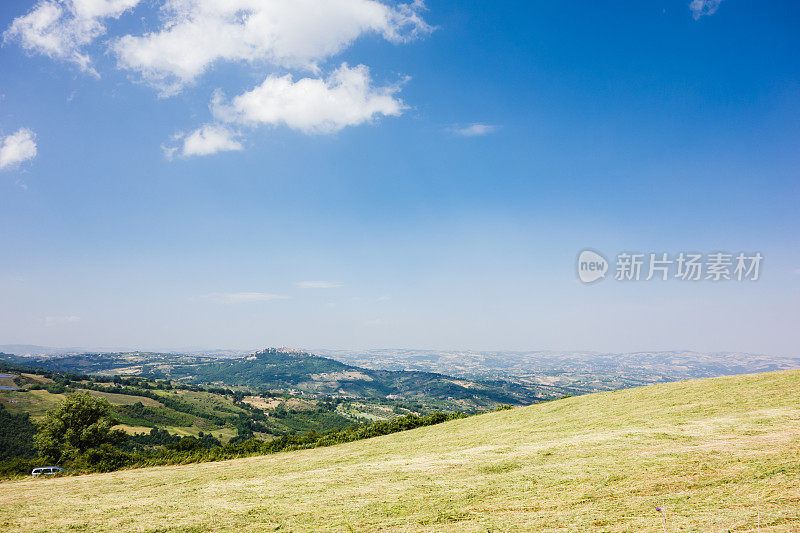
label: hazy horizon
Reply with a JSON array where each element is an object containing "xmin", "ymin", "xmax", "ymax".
[{"xmin": 2, "ymin": 343, "xmax": 798, "ymax": 360}]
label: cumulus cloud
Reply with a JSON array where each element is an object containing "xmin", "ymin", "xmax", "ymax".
[
  {"xmin": 211, "ymin": 63, "xmax": 404, "ymax": 135},
  {"xmin": 198, "ymin": 292, "xmax": 290, "ymax": 303},
  {"xmin": 6, "ymin": 1, "xmax": 430, "ymax": 156},
  {"xmin": 4, "ymin": 0, "xmax": 141, "ymax": 74},
  {"xmin": 0, "ymin": 128, "xmax": 38, "ymax": 170},
  {"xmin": 689, "ymin": 0, "xmax": 723, "ymax": 19},
  {"xmin": 164, "ymin": 124, "xmax": 243, "ymax": 159},
  {"xmin": 173, "ymin": 63, "xmax": 403, "ymax": 156},
  {"xmin": 450, "ymin": 123, "xmax": 498, "ymax": 137},
  {"xmin": 295, "ymin": 281, "xmax": 343, "ymax": 289},
  {"xmin": 112, "ymin": 0, "xmax": 430, "ymax": 95}
]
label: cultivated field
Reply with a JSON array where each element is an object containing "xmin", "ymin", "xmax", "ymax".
[{"xmin": 1, "ymin": 370, "xmax": 799, "ymax": 532}]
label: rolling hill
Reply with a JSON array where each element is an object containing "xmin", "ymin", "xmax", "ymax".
[
  {"xmin": 0, "ymin": 354, "xmax": 536, "ymax": 455},
  {"xmin": 1, "ymin": 369, "xmax": 798, "ymax": 531},
  {"xmin": 1, "ymin": 348, "xmax": 548, "ymax": 410}
]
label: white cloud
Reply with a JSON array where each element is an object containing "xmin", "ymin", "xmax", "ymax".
[
  {"xmin": 451, "ymin": 123, "xmax": 498, "ymax": 137},
  {"xmin": 111, "ymin": 0, "xmax": 430, "ymax": 94},
  {"xmin": 45, "ymin": 315, "xmax": 81, "ymax": 326},
  {"xmin": 166, "ymin": 124, "xmax": 243, "ymax": 159},
  {"xmin": 690, "ymin": 0, "xmax": 723, "ymax": 19},
  {"xmin": 4, "ymin": 0, "xmax": 141, "ymax": 74},
  {"xmin": 0, "ymin": 128, "xmax": 38, "ymax": 170},
  {"xmin": 6, "ymin": 1, "xmax": 430, "ymax": 156},
  {"xmin": 212, "ymin": 63, "xmax": 404, "ymax": 135},
  {"xmin": 199, "ymin": 292, "xmax": 290, "ymax": 303},
  {"xmin": 295, "ymin": 281, "xmax": 343, "ymax": 289}
]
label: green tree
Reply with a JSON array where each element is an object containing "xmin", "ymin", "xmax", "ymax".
[
  {"xmin": 0, "ymin": 403, "xmax": 38, "ymax": 459},
  {"xmin": 34, "ymin": 392, "xmax": 127, "ymax": 464}
]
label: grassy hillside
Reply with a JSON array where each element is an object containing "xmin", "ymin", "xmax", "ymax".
[{"xmin": 1, "ymin": 370, "xmax": 799, "ymax": 532}]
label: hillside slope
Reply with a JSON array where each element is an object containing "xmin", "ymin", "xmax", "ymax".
[
  {"xmin": 1, "ymin": 370, "xmax": 799, "ymax": 532},
  {"xmin": 1, "ymin": 348, "xmax": 547, "ymax": 409}
]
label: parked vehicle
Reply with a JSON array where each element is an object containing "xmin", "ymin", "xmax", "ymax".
[{"xmin": 31, "ymin": 466, "xmax": 67, "ymax": 476}]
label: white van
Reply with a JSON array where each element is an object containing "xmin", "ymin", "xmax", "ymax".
[{"xmin": 31, "ymin": 466, "xmax": 67, "ymax": 476}]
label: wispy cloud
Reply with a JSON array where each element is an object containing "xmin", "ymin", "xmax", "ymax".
[
  {"xmin": 295, "ymin": 281, "xmax": 343, "ymax": 289},
  {"xmin": 199, "ymin": 292, "xmax": 289, "ymax": 304},
  {"xmin": 690, "ymin": 0, "xmax": 723, "ymax": 19},
  {"xmin": 0, "ymin": 128, "xmax": 37, "ymax": 170},
  {"xmin": 45, "ymin": 315, "xmax": 81, "ymax": 326},
  {"xmin": 450, "ymin": 123, "xmax": 498, "ymax": 137}
]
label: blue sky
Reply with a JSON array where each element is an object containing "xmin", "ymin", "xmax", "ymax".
[{"xmin": 0, "ymin": 0, "xmax": 798, "ymax": 355}]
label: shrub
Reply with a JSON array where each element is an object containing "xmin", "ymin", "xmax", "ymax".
[
  {"xmin": 0, "ymin": 457, "xmax": 46, "ymax": 478},
  {"xmin": 0, "ymin": 403, "xmax": 37, "ymax": 459}
]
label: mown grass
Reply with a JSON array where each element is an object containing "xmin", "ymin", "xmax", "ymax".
[
  {"xmin": 157, "ymin": 390, "xmax": 248, "ymax": 418},
  {"xmin": 161, "ymin": 425, "xmax": 238, "ymax": 442},
  {"xmin": 1, "ymin": 370, "xmax": 799, "ymax": 532},
  {"xmin": 0, "ymin": 389, "xmax": 64, "ymax": 418}
]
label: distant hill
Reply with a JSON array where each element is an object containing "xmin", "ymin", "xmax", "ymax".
[
  {"xmin": 0, "ymin": 360, "xmax": 466, "ymax": 448},
  {"xmin": 318, "ymin": 348, "xmax": 800, "ymax": 393},
  {"xmin": 2, "ymin": 369, "xmax": 798, "ymax": 531},
  {"xmin": 0, "ymin": 345, "xmax": 156, "ymax": 356},
  {"xmin": 164, "ymin": 348, "xmax": 545, "ymax": 406},
  {"xmin": 0, "ymin": 348, "xmax": 548, "ymax": 410},
  {"xmin": 0, "ymin": 345, "xmax": 93, "ymax": 356}
]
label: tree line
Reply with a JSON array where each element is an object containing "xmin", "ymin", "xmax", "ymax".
[{"xmin": 0, "ymin": 391, "xmax": 468, "ymax": 477}]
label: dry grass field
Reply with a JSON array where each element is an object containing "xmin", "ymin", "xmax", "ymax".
[{"xmin": 1, "ymin": 370, "xmax": 799, "ymax": 532}]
